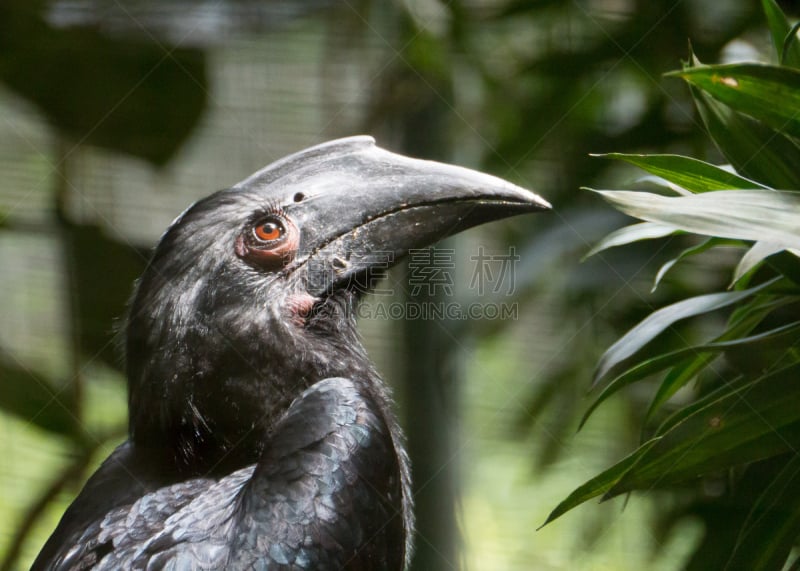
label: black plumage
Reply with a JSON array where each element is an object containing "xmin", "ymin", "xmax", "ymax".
[{"xmin": 32, "ymin": 136, "xmax": 549, "ymax": 570}]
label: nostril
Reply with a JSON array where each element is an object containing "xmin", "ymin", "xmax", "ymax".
[{"xmin": 293, "ymin": 192, "xmax": 305, "ymax": 203}]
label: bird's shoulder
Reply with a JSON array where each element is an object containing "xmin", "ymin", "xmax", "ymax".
[
  {"xmin": 233, "ymin": 376, "xmax": 407, "ymax": 569},
  {"xmin": 36, "ymin": 377, "xmax": 405, "ymax": 570},
  {"xmin": 89, "ymin": 466, "xmax": 253, "ymax": 569},
  {"xmin": 30, "ymin": 441, "xmax": 142, "ymax": 570}
]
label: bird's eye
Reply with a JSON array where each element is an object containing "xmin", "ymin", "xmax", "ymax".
[
  {"xmin": 236, "ymin": 213, "xmax": 298, "ymax": 268},
  {"xmin": 253, "ymin": 219, "xmax": 284, "ymax": 243}
]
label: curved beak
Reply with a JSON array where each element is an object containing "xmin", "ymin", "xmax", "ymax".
[{"xmin": 234, "ymin": 136, "xmax": 551, "ymax": 296}]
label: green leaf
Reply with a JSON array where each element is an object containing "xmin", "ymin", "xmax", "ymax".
[
  {"xmin": 592, "ymin": 189, "xmax": 800, "ymax": 250},
  {"xmin": 596, "ymin": 153, "xmax": 769, "ymax": 192},
  {"xmin": 583, "ymin": 221, "xmax": 677, "ymax": 259},
  {"xmin": 726, "ymin": 295, "xmax": 793, "ymax": 329},
  {"xmin": 788, "ymin": 554, "xmax": 800, "ymax": 570},
  {"xmin": 653, "ymin": 237, "xmax": 741, "ymax": 292},
  {"xmin": 765, "ymin": 250, "xmax": 800, "ymax": 287},
  {"xmin": 725, "ymin": 453, "xmax": 800, "ymax": 570},
  {"xmin": 647, "ymin": 295, "xmax": 796, "ymax": 428},
  {"xmin": 592, "ymin": 278, "xmax": 779, "ymax": 386},
  {"xmin": 762, "ymin": 0, "xmax": 800, "ymax": 67},
  {"xmin": 670, "ymin": 64, "xmax": 800, "ymax": 138},
  {"xmin": 607, "ymin": 363, "xmax": 800, "ymax": 496},
  {"xmin": 690, "ymin": 83, "xmax": 800, "ymax": 189},
  {"xmin": 644, "ymin": 313, "xmax": 800, "ymax": 423},
  {"xmin": 645, "ymin": 357, "xmax": 714, "ymax": 423},
  {"xmin": 582, "ymin": 357, "xmax": 689, "ymax": 431},
  {"xmin": 580, "ymin": 320, "xmax": 800, "ymax": 429},
  {"xmin": 785, "ymin": 22, "xmax": 800, "ymax": 69},
  {"xmin": 732, "ymin": 241, "xmax": 786, "ymax": 286},
  {"xmin": 550, "ymin": 357, "xmax": 800, "ymax": 523},
  {"xmin": 540, "ymin": 440, "xmax": 659, "ymax": 526}
]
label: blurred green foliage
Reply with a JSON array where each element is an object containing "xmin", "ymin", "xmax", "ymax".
[{"xmin": 0, "ymin": 0, "xmax": 208, "ymax": 166}]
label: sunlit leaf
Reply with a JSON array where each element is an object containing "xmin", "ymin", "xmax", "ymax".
[
  {"xmin": 549, "ymin": 357, "xmax": 800, "ymax": 523},
  {"xmin": 725, "ymin": 453, "xmax": 800, "ymax": 570},
  {"xmin": 541, "ymin": 440, "xmax": 658, "ymax": 526},
  {"xmin": 762, "ymin": 0, "xmax": 800, "ymax": 67},
  {"xmin": 648, "ymin": 358, "xmax": 713, "ymax": 422},
  {"xmin": 606, "ymin": 362, "xmax": 800, "ymax": 495},
  {"xmin": 583, "ymin": 221, "xmax": 677, "ymax": 259},
  {"xmin": 763, "ymin": 250, "xmax": 800, "ymax": 288},
  {"xmin": 581, "ymin": 320, "xmax": 800, "ymax": 429},
  {"xmin": 593, "ymin": 278, "xmax": 780, "ymax": 386},
  {"xmin": 650, "ymin": 325, "xmax": 800, "ymax": 427},
  {"xmin": 596, "ymin": 153, "xmax": 769, "ymax": 192},
  {"xmin": 646, "ymin": 296, "xmax": 794, "ymax": 424},
  {"xmin": 653, "ymin": 237, "xmax": 740, "ymax": 292},
  {"xmin": 563, "ymin": 13, "xmax": 800, "ymax": 569},
  {"xmin": 726, "ymin": 295, "xmax": 793, "ymax": 329},
  {"xmin": 591, "ymin": 189, "xmax": 800, "ymax": 250},
  {"xmin": 784, "ymin": 553, "xmax": 800, "ymax": 570},
  {"xmin": 732, "ymin": 241, "xmax": 785, "ymax": 286},
  {"xmin": 582, "ymin": 357, "xmax": 689, "ymax": 431},
  {"xmin": 670, "ymin": 64, "xmax": 800, "ymax": 138},
  {"xmin": 686, "ymin": 69, "xmax": 800, "ymax": 189},
  {"xmin": 786, "ymin": 23, "xmax": 800, "ymax": 68}
]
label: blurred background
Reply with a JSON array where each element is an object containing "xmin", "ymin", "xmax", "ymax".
[{"xmin": 0, "ymin": 1, "xmax": 797, "ymax": 569}]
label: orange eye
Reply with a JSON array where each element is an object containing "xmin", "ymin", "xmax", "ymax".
[
  {"xmin": 236, "ymin": 213, "xmax": 298, "ymax": 267},
  {"xmin": 253, "ymin": 220, "xmax": 284, "ymax": 242}
]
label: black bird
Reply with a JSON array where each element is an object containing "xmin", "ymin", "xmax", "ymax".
[{"xmin": 32, "ymin": 136, "xmax": 549, "ymax": 570}]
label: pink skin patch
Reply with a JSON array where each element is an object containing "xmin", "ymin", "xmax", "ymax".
[{"xmin": 286, "ymin": 293, "xmax": 318, "ymax": 326}]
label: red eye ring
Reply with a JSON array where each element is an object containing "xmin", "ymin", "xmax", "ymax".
[{"xmin": 253, "ymin": 219, "xmax": 284, "ymax": 243}]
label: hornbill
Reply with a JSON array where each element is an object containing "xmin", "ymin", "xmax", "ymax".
[{"xmin": 32, "ymin": 136, "xmax": 549, "ymax": 570}]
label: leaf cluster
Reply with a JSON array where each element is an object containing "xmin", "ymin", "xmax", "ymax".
[{"xmin": 546, "ymin": 2, "xmax": 800, "ymax": 568}]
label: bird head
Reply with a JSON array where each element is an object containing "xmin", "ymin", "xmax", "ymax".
[{"xmin": 125, "ymin": 136, "xmax": 549, "ymax": 470}]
